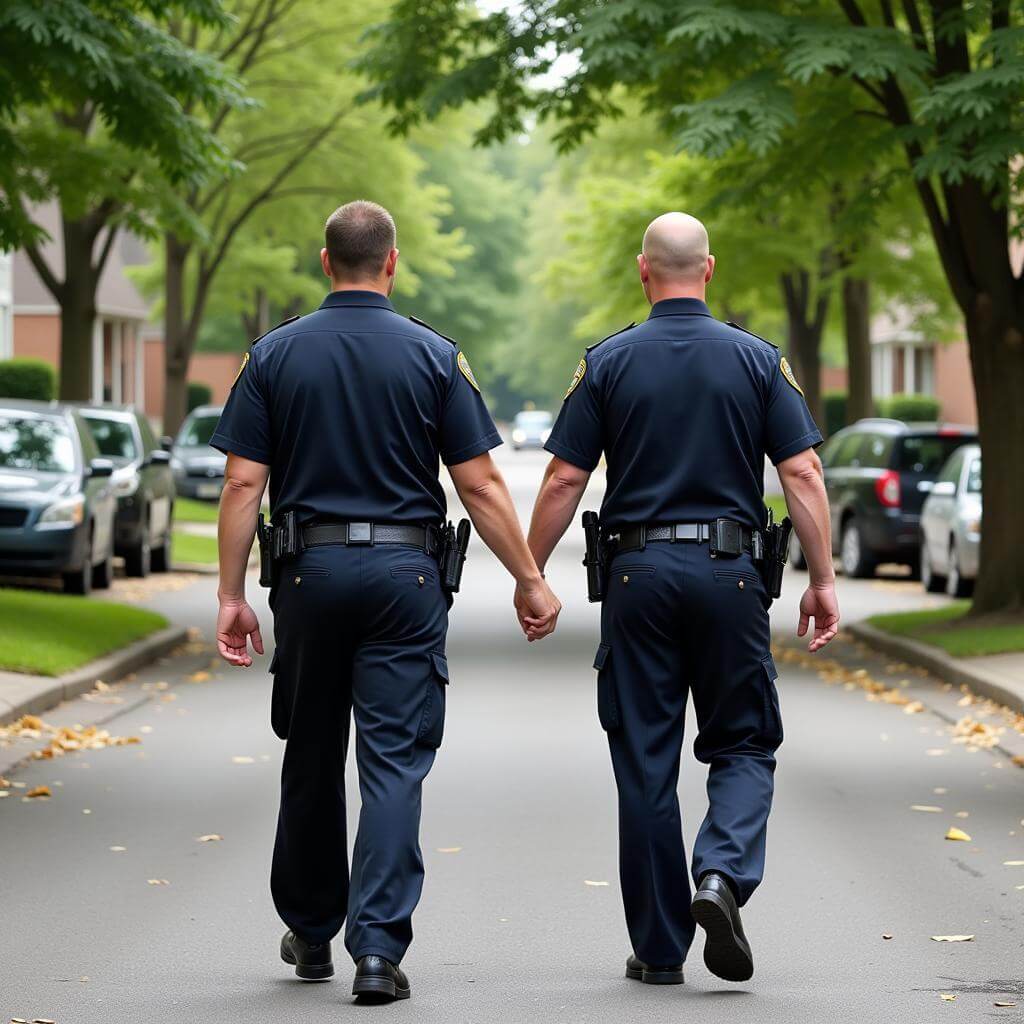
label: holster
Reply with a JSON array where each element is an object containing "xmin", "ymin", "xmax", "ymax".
[
  {"xmin": 257, "ymin": 510, "xmax": 303, "ymax": 589},
  {"xmin": 582, "ymin": 510, "xmax": 606, "ymax": 602},
  {"xmin": 757, "ymin": 510, "xmax": 793, "ymax": 600},
  {"xmin": 440, "ymin": 519, "xmax": 471, "ymax": 597}
]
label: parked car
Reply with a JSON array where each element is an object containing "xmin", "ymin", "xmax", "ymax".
[
  {"xmin": 817, "ymin": 418, "xmax": 977, "ymax": 578},
  {"xmin": 76, "ymin": 405, "xmax": 175, "ymax": 577},
  {"xmin": 171, "ymin": 405, "xmax": 225, "ymax": 500},
  {"xmin": 0, "ymin": 400, "xmax": 116, "ymax": 594},
  {"xmin": 920, "ymin": 444, "xmax": 981, "ymax": 597},
  {"xmin": 511, "ymin": 409, "xmax": 553, "ymax": 450}
]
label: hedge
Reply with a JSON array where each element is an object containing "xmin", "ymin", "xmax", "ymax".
[
  {"xmin": 823, "ymin": 391, "xmax": 847, "ymax": 438},
  {"xmin": 876, "ymin": 393, "xmax": 941, "ymax": 422},
  {"xmin": 0, "ymin": 358, "xmax": 57, "ymax": 401},
  {"xmin": 187, "ymin": 382, "xmax": 213, "ymax": 412}
]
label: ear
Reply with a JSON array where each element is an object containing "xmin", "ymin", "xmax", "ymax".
[
  {"xmin": 637, "ymin": 253, "xmax": 649, "ymax": 283},
  {"xmin": 320, "ymin": 248, "xmax": 332, "ymax": 279},
  {"xmin": 705, "ymin": 254, "xmax": 716, "ymax": 284},
  {"xmin": 386, "ymin": 247, "xmax": 399, "ymax": 277}
]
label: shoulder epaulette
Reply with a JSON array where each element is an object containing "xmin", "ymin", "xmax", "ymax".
[
  {"xmin": 409, "ymin": 314, "xmax": 457, "ymax": 346},
  {"xmin": 726, "ymin": 321, "xmax": 778, "ymax": 349},
  {"xmin": 587, "ymin": 322, "xmax": 636, "ymax": 352},
  {"xmin": 251, "ymin": 314, "xmax": 301, "ymax": 348}
]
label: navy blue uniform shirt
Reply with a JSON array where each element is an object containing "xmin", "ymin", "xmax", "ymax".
[
  {"xmin": 545, "ymin": 297, "xmax": 821, "ymax": 531},
  {"xmin": 211, "ymin": 290, "xmax": 501, "ymax": 524}
]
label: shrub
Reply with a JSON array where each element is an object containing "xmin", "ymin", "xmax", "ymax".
[
  {"xmin": 823, "ymin": 391, "xmax": 847, "ymax": 437},
  {"xmin": 187, "ymin": 382, "xmax": 213, "ymax": 412},
  {"xmin": 0, "ymin": 358, "xmax": 56, "ymax": 401},
  {"xmin": 876, "ymin": 393, "xmax": 941, "ymax": 423}
]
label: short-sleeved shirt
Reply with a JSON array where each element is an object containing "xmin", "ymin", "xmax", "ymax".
[
  {"xmin": 545, "ymin": 297, "xmax": 822, "ymax": 531},
  {"xmin": 211, "ymin": 290, "xmax": 501, "ymax": 525}
]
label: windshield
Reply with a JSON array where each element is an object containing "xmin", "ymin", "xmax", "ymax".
[
  {"xmin": 177, "ymin": 413, "xmax": 220, "ymax": 448},
  {"xmin": 83, "ymin": 415, "xmax": 138, "ymax": 460},
  {"xmin": 897, "ymin": 434, "xmax": 974, "ymax": 476},
  {"xmin": 0, "ymin": 415, "xmax": 76, "ymax": 473},
  {"xmin": 966, "ymin": 458, "xmax": 982, "ymax": 494},
  {"xmin": 515, "ymin": 411, "xmax": 553, "ymax": 428}
]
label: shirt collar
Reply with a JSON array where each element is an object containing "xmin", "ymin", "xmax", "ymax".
[
  {"xmin": 647, "ymin": 297, "xmax": 713, "ymax": 319},
  {"xmin": 319, "ymin": 289, "xmax": 395, "ymax": 311}
]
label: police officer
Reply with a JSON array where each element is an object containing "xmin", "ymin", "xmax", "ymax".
[
  {"xmin": 212, "ymin": 200, "xmax": 561, "ymax": 1003},
  {"xmin": 521, "ymin": 212, "xmax": 839, "ymax": 986}
]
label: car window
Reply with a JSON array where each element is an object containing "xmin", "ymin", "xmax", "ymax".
[
  {"xmin": 936, "ymin": 450, "xmax": 964, "ymax": 485},
  {"xmin": 83, "ymin": 415, "xmax": 139, "ymax": 460},
  {"xmin": 966, "ymin": 458, "xmax": 981, "ymax": 494},
  {"xmin": 0, "ymin": 415, "xmax": 77, "ymax": 473},
  {"xmin": 897, "ymin": 434, "xmax": 973, "ymax": 475},
  {"xmin": 818, "ymin": 434, "xmax": 843, "ymax": 467},
  {"xmin": 515, "ymin": 411, "xmax": 553, "ymax": 428},
  {"xmin": 177, "ymin": 413, "xmax": 219, "ymax": 447},
  {"xmin": 859, "ymin": 433, "xmax": 893, "ymax": 469},
  {"xmin": 830, "ymin": 432, "xmax": 866, "ymax": 468}
]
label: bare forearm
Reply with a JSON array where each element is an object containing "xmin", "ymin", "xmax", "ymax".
[
  {"xmin": 528, "ymin": 462, "xmax": 589, "ymax": 572},
  {"xmin": 217, "ymin": 477, "xmax": 264, "ymax": 601},
  {"xmin": 779, "ymin": 453, "xmax": 833, "ymax": 587}
]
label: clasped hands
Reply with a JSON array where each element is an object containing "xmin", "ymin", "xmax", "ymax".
[{"xmin": 513, "ymin": 575, "xmax": 562, "ymax": 642}]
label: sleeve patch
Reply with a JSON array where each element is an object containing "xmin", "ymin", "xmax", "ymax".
[
  {"xmin": 780, "ymin": 356, "xmax": 803, "ymax": 395},
  {"xmin": 457, "ymin": 351, "xmax": 480, "ymax": 392},
  {"xmin": 564, "ymin": 357, "xmax": 587, "ymax": 400},
  {"xmin": 231, "ymin": 350, "xmax": 250, "ymax": 389}
]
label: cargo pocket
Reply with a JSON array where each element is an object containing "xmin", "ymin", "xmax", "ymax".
[
  {"xmin": 269, "ymin": 650, "xmax": 292, "ymax": 741},
  {"xmin": 760, "ymin": 654, "xmax": 784, "ymax": 747},
  {"xmin": 593, "ymin": 642, "xmax": 621, "ymax": 732},
  {"xmin": 416, "ymin": 650, "xmax": 449, "ymax": 750}
]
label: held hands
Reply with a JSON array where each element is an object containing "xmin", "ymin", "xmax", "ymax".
[
  {"xmin": 797, "ymin": 583, "xmax": 839, "ymax": 652},
  {"xmin": 514, "ymin": 576, "xmax": 562, "ymax": 642},
  {"xmin": 216, "ymin": 597, "xmax": 264, "ymax": 666}
]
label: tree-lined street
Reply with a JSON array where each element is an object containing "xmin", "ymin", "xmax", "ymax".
[{"xmin": 3, "ymin": 447, "xmax": 1022, "ymax": 1023}]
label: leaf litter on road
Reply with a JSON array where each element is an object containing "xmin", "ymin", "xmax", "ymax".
[
  {"xmin": 196, "ymin": 834, "xmax": 223, "ymax": 843},
  {"xmin": 584, "ymin": 880, "xmax": 609, "ymax": 887},
  {"xmin": 911, "ymin": 805, "xmax": 943, "ymax": 812},
  {"xmin": 945, "ymin": 827, "xmax": 972, "ymax": 841},
  {"xmin": 931, "ymin": 935, "xmax": 974, "ymax": 942}
]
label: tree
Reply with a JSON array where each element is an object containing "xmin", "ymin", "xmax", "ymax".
[
  {"xmin": 0, "ymin": 0, "xmax": 237, "ymax": 399},
  {"xmin": 363, "ymin": 0, "xmax": 1024, "ymax": 615}
]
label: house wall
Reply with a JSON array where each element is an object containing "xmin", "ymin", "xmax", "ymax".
[
  {"xmin": 13, "ymin": 314, "xmax": 60, "ymax": 366},
  {"xmin": 934, "ymin": 338, "xmax": 977, "ymax": 426},
  {"xmin": 143, "ymin": 339, "xmax": 244, "ymax": 429}
]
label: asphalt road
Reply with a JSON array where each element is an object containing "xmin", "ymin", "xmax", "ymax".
[{"xmin": 2, "ymin": 448, "xmax": 1022, "ymax": 1023}]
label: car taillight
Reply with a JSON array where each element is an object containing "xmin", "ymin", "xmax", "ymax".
[{"xmin": 875, "ymin": 470, "xmax": 901, "ymax": 508}]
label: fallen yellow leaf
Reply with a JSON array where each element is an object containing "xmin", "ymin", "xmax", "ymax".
[
  {"xmin": 940, "ymin": 993, "xmax": 957, "ymax": 1001},
  {"xmin": 931, "ymin": 935, "xmax": 974, "ymax": 942},
  {"xmin": 584, "ymin": 880, "xmax": 609, "ymax": 887},
  {"xmin": 945, "ymin": 827, "xmax": 971, "ymax": 842},
  {"xmin": 146, "ymin": 879, "xmax": 170, "ymax": 886},
  {"xmin": 231, "ymin": 756, "xmax": 255, "ymax": 765},
  {"xmin": 196, "ymin": 834, "xmax": 223, "ymax": 843},
  {"xmin": 903, "ymin": 701, "xmax": 925, "ymax": 714},
  {"xmin": 436, "ymin": 847, "xmax": 462, "ymax": 853},
  {"xmin": 25, "ymin": 785, "xmax": 51, "ymax": 799},
  {"xmin": 954, "ymin": 811, "xmax": 969, "ymax": 818},
  {"xmin": 189, "ymin": 670, "xmax": 211, "ymax": 682},
  {"xmin": 911, "ymin": 805, "xmax": 943, "ymax": 813},
  {"xmin": 926, "ymin": 748, "xmax": 948, "ymax": 756},
  {"xmin": 109, "ymin": 846, "xmax": 126, "ymax": 852},
  {"xmin": 995, "ymin": 1001, "xmax": 1017, "ymax": 1007},
  {"xmin": 882, "ymin": 933, "xmax": 893, "ymax": 940},
  {"xmin": 0, "ymin": 776, "xmax": 10, "ymax": 788},
  {"xmin": 1003, "ymin": 860, "xmax": 1024, "ymax": 866}
]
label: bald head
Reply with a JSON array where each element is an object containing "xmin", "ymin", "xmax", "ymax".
[{"xmin": 641, "ymin": 212, "xmax": 711, "ymax": 282}]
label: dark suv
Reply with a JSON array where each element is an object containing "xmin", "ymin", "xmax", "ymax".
[{"xmin": 818, "ymin": 419, "xmax": 977, "ymax": 578}]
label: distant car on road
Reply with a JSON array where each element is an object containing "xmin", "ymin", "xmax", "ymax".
[
  {"xmin": 817, "ymin": 418, "xmax": 977, "ymax": 578},
  {"xmin": 77, "ymin": 405, "xmax": 175, "ymax": 577},
  {"xmin": 920, "ymin": 443, "xmax": 981, "ymax": 597},
  {"xmin": 511, "ymin": 409, "xmax": 553, "ymax": 450},
  {"xmin": 0, "ymin": 400, "xmax": 116, "ymax": 594},
  {"xmin": 171, "ymin": 405, "xmax": 225, "ymax": 500}
]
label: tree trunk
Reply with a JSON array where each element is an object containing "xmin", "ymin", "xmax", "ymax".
[
  {"xmin": 163, "ymin": 233, "xmax": 192, "ymax": 434},
  {"xmin": 843, "ymin": 276, "xmax": 873, "ymax": 423},
  {"xmin": 779, "ymin": 269, "xmax": 829, "ymax": 429},
  {"xmin": 58, "ymin": 221, "xmax": 99, "ymax": 401}
]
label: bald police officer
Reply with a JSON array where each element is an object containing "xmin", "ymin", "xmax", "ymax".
[
  {"xmin": 213, "ymin": 201, "xmax": 561, "ymax": 1003},
  {"xmin": 521, "ymin": 212, "xmax": 839, "ymax": 986}
]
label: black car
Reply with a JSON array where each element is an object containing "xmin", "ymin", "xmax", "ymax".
[
  {"xmin": 0, "ymin": 400, "xmax": 117, "ymax": 594},
  {"xmin": 77, "ymin": 405, "xmax": 175, "ymax": 577},
  {"xmin": 817, "ymin": 418, "xmax": 977, "ymax": 578}
]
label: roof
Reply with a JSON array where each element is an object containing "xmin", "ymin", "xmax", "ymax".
[{"xmin": 0, "ymin": 398, "xmax": 70, "ymax": 417}]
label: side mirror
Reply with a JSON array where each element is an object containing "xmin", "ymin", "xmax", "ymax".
[
  {"xmin": 148, "ymin": 450, "xmax": 172, "ymax": 466},
  {"xmin": 88, "ymin": 458, "xmax": 115, "ymax": 479},
  {"xmin": 930, "ymin": 481, "xmax": 956, "ymax": 498},
  {"xmin": 160, "ymin": 435, "xmax": 174, "ymax": 452}
]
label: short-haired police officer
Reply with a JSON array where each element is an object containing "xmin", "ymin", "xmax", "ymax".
[
  {"xmin": 213, "ymin": 200, "xmax": 560, "ymax": 1002},
  {"xmin": 523, "ymin": 212, "xmax": 839, "ymax": 986}
]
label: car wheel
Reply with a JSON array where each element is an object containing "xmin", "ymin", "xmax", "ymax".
[
  {"xmin": 63, "ymin": 535, "xmax": 93, "ymax": 596},
  {"xmin": 92, "ymin": 546, "xmax": 114, "ymax": 589},
  {"xmin": 125, "ymin": 524, "xmax": 152, "ymax": 578},
  {"xmin": 151, "ymin": 527, "xmax": 172, "ymax": 573},
  {"xmin": 840, "ymin": 518, "xmax": 875, "ymax": 578},
  {"xmin": 946, "ymin": 541, "xmax": 973, "ymax": 598},
  {"xmin": 788, "ymin": 532, "xmax": 806, "ymax": 571},
  {"xmin": 920, "ymin": 537, "xmax": 946, "ymax": 593}
]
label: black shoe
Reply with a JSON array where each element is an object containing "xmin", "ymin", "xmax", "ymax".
[
  {"xmin": 280, "ymin": 929, "xmax": 334, "ymax": 981},
  {"xmin": 352, "ymin": 955, "xmax": 411, "ymax": 1002},
  {"xmin": 625, "ymin": 953, "xmax": 684, "ymax": 985},
  {"xmin": 691, "ymin": 872, "xmax": 754, "ymax": 982}
]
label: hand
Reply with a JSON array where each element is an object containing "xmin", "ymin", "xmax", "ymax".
[
  {"xmin": 798, "ymin": 583, "xmax": 839, "ymax": 652},
  {"xmin": 513, "ymin": 577, "xmax": 562, "ymax": 641},
  {"xmin": 216, "ymin": 597, "xmax": 264, "ymax": 666}
]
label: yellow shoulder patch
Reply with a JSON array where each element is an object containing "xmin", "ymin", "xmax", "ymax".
[
  {"xmin": 564, "ymin": 357, "xmax": 587, "ymax": 400},
  {"xmin": 231, "ymin": 351, "xmax": 250, "ymax": 389},
  {"xmin": 780, "ymin": 356, "xmax": 803, "ymax": 396},
  {"xmin": 457, "ymin": 351, "xmax": 480, "ymax": 392}
]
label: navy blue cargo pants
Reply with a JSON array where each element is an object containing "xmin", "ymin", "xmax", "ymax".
[
  {"xmin": 595, "ymin": 542, "xmax": 783, "ymax": 967},
  {"xmin": 268, "ymin": 542, "xmax": 448, "ymax": 965}
]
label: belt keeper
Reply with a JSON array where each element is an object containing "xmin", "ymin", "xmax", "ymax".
[{"xmin": 638, "ymin": 524, "xmax": 646, "ymax": 551}]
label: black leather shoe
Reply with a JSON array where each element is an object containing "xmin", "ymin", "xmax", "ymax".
[
  {"xmin": 625, "ymin": 953, "xmax": 684, "ymax": 985},
  {"xmin": 352, "ymin": 955, "xmax": 411, "ymax": 1002},
  {"xmin": 691, "ymin": 872, "xmax": 753, "ymax": 982},
  {"xmin": 280, "ymin": 929, "xmax": 334, "ymax": 981}
]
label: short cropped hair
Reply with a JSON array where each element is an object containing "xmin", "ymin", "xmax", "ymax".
[{"xmin": 324, "ymin": 200, "xmax": 396, "ymax": 278}]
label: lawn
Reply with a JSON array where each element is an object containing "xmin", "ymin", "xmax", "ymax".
[
  {"xmin": 764, "ymin": 495, "xmax": 788, "ymax": 522},
  {"xmin": 172, "ymin": 531, "xmax": 219, "ymax": 565},
  {"xmin": 0, "ymin": 588, "xmax": 167, "ymax": 677},
  {"xmin": 174, "ymin": 497, "xmax": 219, "ymax": 524},
  {"xmin": 869, "ymin": 603, "xmax": 1024, "ymax": 658}
]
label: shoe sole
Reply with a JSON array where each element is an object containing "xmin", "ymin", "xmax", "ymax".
[
  {"xmin": 353, "ymin": 975, "xmax": 411, "ymax": 1001},
  {"xmin": 626, "ymin": 964, "xmax": 684, "ymax": 985},
  {"xmin": 691, "ymin": 890, "xmax": 754, "ymax": 982},
  {"xmin": 281, "ymin": 948, "xmax": 334, "ymax": 981}
]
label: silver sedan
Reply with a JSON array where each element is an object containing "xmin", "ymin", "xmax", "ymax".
[{"xmin": 920, "ymin": 444, "xmax": 981, "ymax": 597}]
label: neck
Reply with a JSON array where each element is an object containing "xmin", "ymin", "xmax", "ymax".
[
  {"xmin": 647, "ymin": 281, "xmax": 706, "ymax": 305},
  {"xmin": 330, "ymin": 279, "xmax": 389, "ymax": 296}
]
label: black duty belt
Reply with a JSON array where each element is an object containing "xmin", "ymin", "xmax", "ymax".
[
  {"xmin": 613, "ymin": 520, "xmax": 759, "ymax": 558},
  {"xmin": 302, "ymin": 522, "xmax": 440, "ymax": 555}
]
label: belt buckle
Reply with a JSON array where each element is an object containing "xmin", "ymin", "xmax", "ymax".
[{"xmin": 347, "ymin": 522, "xmax": 373, "ymax": 545}]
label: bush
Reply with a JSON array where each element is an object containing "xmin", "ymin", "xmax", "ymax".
[
  {"xmin": 0, "ymin": 358, "xmax": 56, "ymax": 401},
  {"xmin": 823, "ymin": 391, "xmax": 847, "ymax": 437},
  {"xmin": 876, "ymin": 393, "xmax": 941, "ymax": 422},
  {"xmin": 187, "ymin": 382, "xmax": 213, "ymax": 412}
]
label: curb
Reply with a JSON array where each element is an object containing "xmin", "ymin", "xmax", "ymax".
[
  {"xmin": 172, "ymin": 561, "xmax": 218, "ymax": 575},
  {"xmin": 847, "ymin": 621, "xmax": 1024, "ymax": 716},
  {"xmin": 0, "ymin": 625, "xmax": 189, "ymax": 725}
]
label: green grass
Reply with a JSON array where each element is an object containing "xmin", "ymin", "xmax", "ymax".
[
  {"xmin": 171, "ymin": 531, "xmax": 219, "ymax": 565},
  {"xmin": 869, "ymin": 603, "xmax": 1024, "ymax": 658},
  {"xmin": 764, "ymin": 495, "xmax": 788, "ymax": 521},
  {"xmin": 174, "ymin": 496, "xmax": 219, "ymax": 524},
  {"xmin": 0, "ymin": 588, "xmax": 167, "ymax": 677}
]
